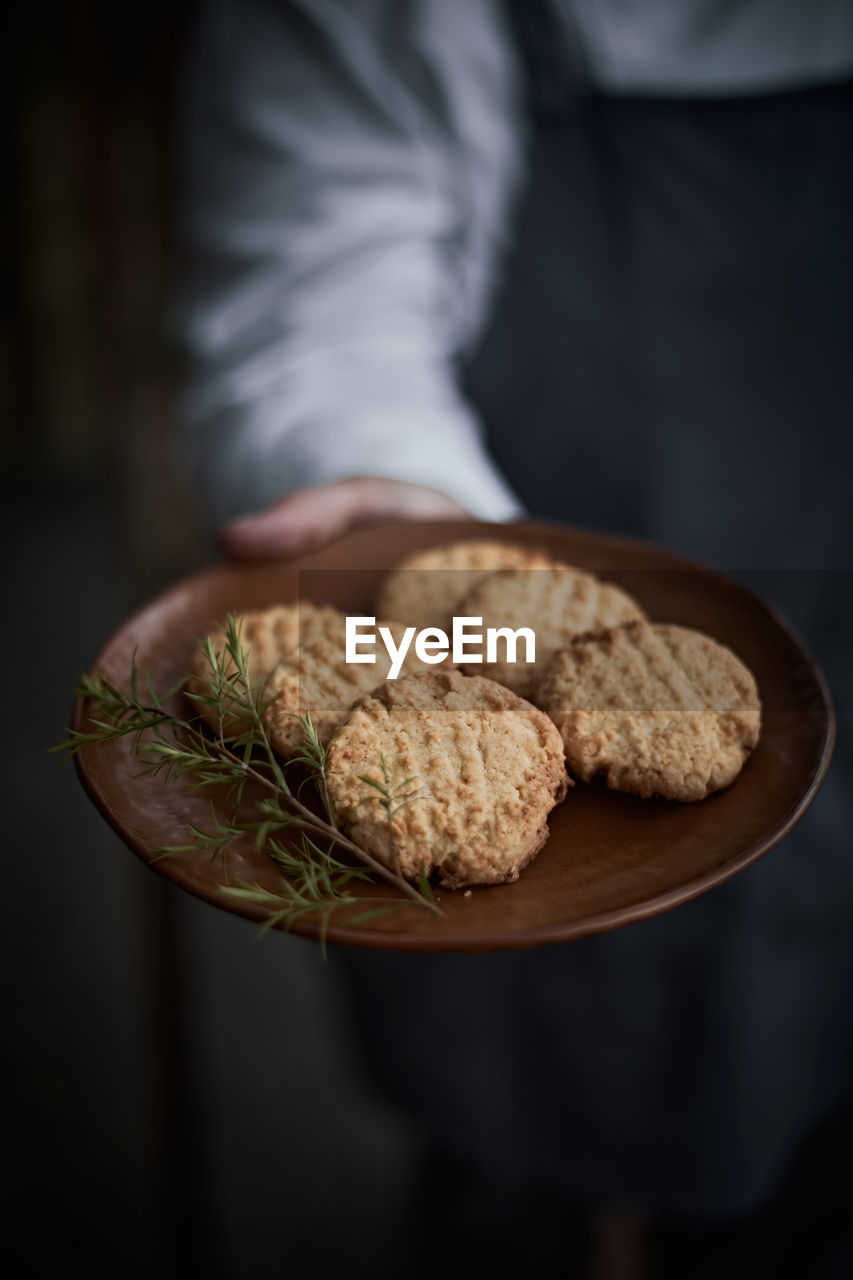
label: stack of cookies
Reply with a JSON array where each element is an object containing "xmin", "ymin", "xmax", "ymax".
[
  {"xmin": 187, "ymin": 600, "xmax": 448, "ymax": 756},
  {"xmin": 188, "ymin": 538, "xmax": 761, "ymax": 889}
]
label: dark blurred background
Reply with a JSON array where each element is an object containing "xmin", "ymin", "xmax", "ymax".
[
  {"xmin": 4, "ymin": 5, "xmax": 423, "ymax": 1278},
  {"xmin": 4, "ymin": 5, "xmax": 852, "ymax": 1279}
]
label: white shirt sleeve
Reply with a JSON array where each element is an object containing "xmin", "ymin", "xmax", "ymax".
[{"xmin": 174, "ymin": 0, "xmax": 526, "ymax": 529}]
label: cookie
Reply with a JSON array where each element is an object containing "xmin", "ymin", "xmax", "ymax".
[
  {"xmin": 458, "ymin": 566, "xmax": 645, "ymax": 697},
  {"xmin": 377, "ymin": 539, "xmax": 556, "ymax": 632},
  {"xmin": 325, "ymin": 669, "xmax": 569, "ymax": 888},
  {"xmin": 263, "ymin": 616, "xmax": 449, "ymax": 757},
  {"xmin": 536, "ymin": 619, "xmax": 761, "ymax": 801},
  {"xmin": 187, "ymin": 602, "xmax": 340, "ymax": 733}
]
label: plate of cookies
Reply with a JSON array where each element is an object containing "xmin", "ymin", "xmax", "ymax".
[{"xmin": 71, "ymin": 520, "xmax": 834, "ymax": 952}]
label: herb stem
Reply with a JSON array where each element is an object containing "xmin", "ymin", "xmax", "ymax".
[
  {"xmin": 213, "ymin": 740, "xmax": 439, "ymax": 912},
  {"xmin": 57, "ymin": 614, "xmax": 443, "ymax": 930}
]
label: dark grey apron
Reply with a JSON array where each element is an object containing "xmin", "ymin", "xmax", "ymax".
[{"xmin": 337, "ymin": 81, "xmax": 853, "ymax": 1218}]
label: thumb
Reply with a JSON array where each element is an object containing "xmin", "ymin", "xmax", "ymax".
[
  {"xmin": 218, "ymin": 478, "xmax": 469, "ymax": 562},
  {"xmin": 218, "ymin": 484, "xmax": 366, "ymax": 561}
]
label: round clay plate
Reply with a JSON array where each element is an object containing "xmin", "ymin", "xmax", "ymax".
[{"xmin": 73, "ymin": 520, "xmax": 834, "ymax": 953}]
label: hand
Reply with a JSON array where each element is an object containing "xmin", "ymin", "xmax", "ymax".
[{"xmin": 218, "ymin": 476, "xmax": 470, "ymax": 561}]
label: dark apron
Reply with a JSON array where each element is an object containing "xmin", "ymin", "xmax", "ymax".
[{"xmin": 337, "ymin": 81, "xmax": 853, "ymax": 1217}]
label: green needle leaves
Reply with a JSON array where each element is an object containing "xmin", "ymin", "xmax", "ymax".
[
  {"xmin": 54, "ymin": 613, "xmax": 441, "ymax": 942},
  {"xmin": 357, "ymin": 753, "xmax": 422, "ymax": 818}
]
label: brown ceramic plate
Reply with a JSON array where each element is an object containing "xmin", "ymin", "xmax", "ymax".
[{"xmin": 73, "ymin": 520, "xmax": 834, "ymax": 953}]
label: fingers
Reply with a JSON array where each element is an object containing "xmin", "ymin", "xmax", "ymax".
[
  {"xmin": 218, "ymin": 477, "xmax": 470, "ymax": 562},
  {"xmin": 219, "ymin": 482, "xmax": 364, "ymax": 560}
]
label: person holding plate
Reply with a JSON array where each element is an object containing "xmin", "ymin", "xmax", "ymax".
[{"xmin": 174, "ymin": 1, "xmax": 853, "ymax": 1272}]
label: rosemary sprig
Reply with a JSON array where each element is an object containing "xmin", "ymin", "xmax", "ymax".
[
  {"xmin": 357, "ymin": 753, "xmax": 422, "ymax": 818},
  {"xmin": 53, "ymin": 615, "xmax": 441, "ymax": 931},
  {"xmin": 288, "ymin": 710, "xmax": 336, "ymax": 823},
  {"xmin": 357, "ymin": 753, "xmax": 423, "ymax": 875},
  {"xmin": 218, "ymin": 832, "xmax": 384, "ymax": 955}
]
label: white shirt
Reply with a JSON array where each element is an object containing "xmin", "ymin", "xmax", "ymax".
[{"xmin": 175, "ymin": 0, "xmax": 853, "ymax": 527}]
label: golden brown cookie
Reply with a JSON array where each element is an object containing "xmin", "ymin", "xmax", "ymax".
[
  {"xmin": 325, "ymin": 669, "xmax": 569, "ymax": 888},
  {"xmin": 536, "ymin": 619, "xmax": 761, "ymax": 802},
  {"xmin": 263, "ymin": 617, "xmax": 449, "ymax": 757},
  {"xmin": 377, "ymin": 539, "xmax": 556, "ymax": 632},
  {"xmin": 186, "ymin": 602, "xmax": 339, "ymax": 733},
  {"xmin": 458, "ymin": 566, "xmax": 646, "ymax": 697}
]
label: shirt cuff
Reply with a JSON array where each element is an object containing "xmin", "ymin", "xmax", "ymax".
[{"xmin": 183, "ymin": 344, "xmax": 524, "ymax": 529}]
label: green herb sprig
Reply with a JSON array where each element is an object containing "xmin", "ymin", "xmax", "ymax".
[{"xmin": 53, "ymin": 615, "xmax": 440, "ymax": 938}]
